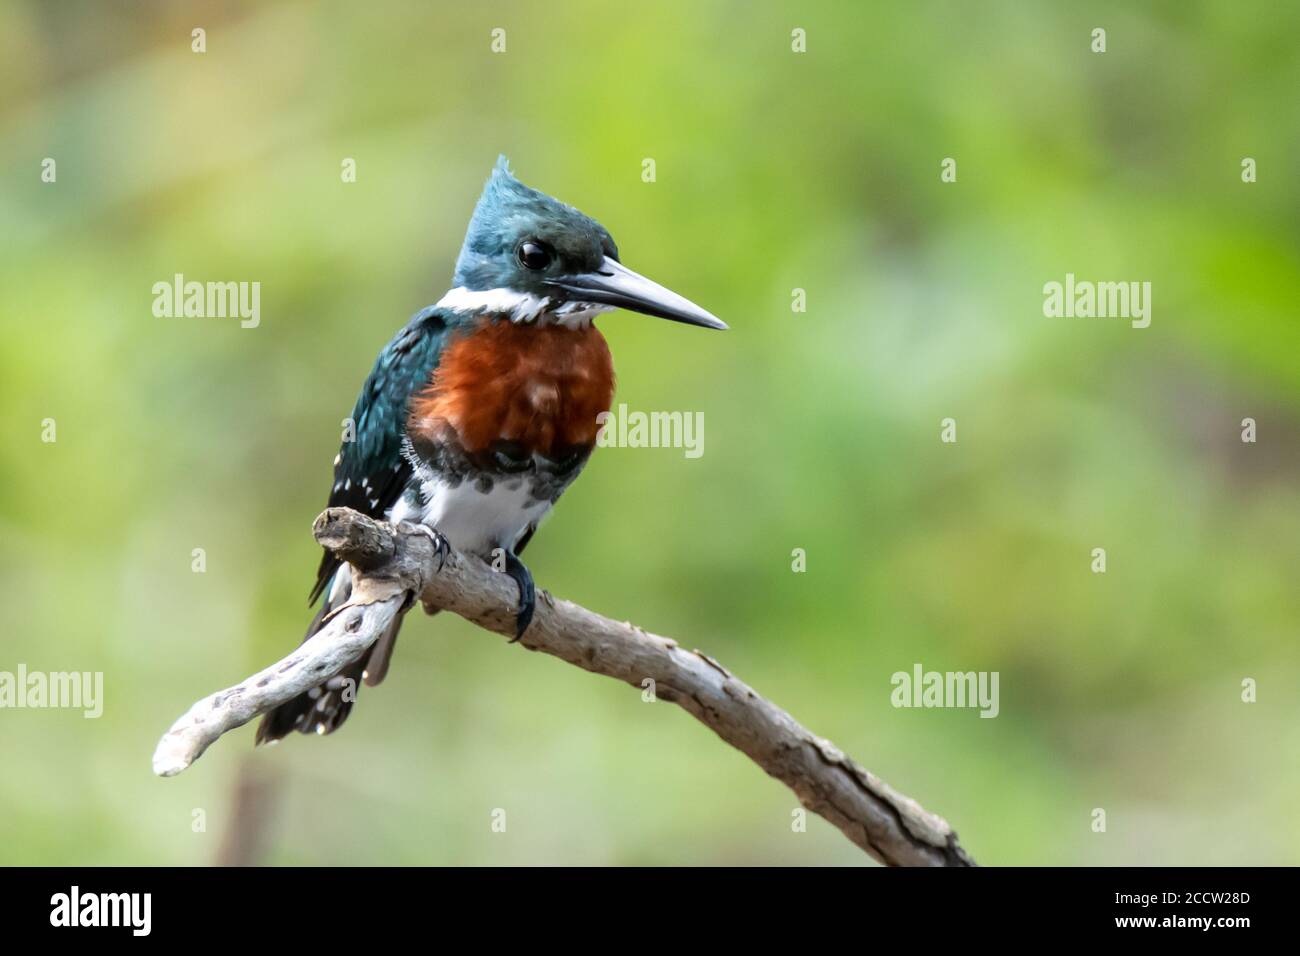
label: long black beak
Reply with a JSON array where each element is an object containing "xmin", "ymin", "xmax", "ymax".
[{"xmin": 546, "ymin": 257, "xmax": 728, "ymax": 330}]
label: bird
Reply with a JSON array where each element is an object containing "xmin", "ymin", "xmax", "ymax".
[{"xmin": 255, "ymin": 156, "xmax": 726, "ymax": 743}]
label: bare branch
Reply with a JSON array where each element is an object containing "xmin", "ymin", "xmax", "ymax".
[{"xmin": 152, "ymin": 507, "xmax": 975, "ymax": 866}]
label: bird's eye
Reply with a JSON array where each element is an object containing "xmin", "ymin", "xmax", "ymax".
[{"xmin": 516, "ymin": 240, "xmax": 552, "ymax": 271}]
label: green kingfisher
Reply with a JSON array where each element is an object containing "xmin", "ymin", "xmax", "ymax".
[{"xmin": 256, "ymin": 157, "xmax": 726, "ymax": 743}]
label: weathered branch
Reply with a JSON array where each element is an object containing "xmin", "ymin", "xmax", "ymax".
[{"xmin": 152, "ymin": 507, "xmax": 975, "ymax": 866}]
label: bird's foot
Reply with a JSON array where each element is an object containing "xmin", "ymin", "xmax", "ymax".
[
  {"xmin": 397, "ymin": 521, "xmax": 451, "ymax": 571},
  {"xmin": 501, "ymin": 551, "xmax": 535, "ymax": 642}
]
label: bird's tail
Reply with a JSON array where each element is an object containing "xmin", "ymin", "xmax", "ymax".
[{"xmin": 254, "ymin": 565, "xmax": 407, "ymax": 744}]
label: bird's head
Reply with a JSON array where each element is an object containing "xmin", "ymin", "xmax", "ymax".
[{"xmin": 444, "ymin": 156, "xmax": 726, "ymax": 330}]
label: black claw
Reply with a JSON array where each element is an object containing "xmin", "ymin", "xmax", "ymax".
[
  {"xmin": 399, "ymin": 522, "xmax": 450, "ymax": 571},
  {"xmin": 431, "ymin": 531, "xmax": 450, "ymax": 571},
  {"xmin": 502, "ymin": 551, "xmax": 535, "ymax": 642}
]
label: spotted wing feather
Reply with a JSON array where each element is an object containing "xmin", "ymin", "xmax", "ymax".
[
  {"xmin": 309, "ymin": 306, "xmax": 453, "ymax": 604},
  {"xmin": 256, "ymin": 306, "xmax": 453, "ymax": 745}
]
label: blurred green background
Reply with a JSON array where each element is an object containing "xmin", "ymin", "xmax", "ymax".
[{"xmin": 1, "ymin": 0, "xmax": 1297, "ymax": 866}]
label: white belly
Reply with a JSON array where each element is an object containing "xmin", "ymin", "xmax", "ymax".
[{"xmin": 404, "ymin": 475, "xmax": 551, "ymax": 557}]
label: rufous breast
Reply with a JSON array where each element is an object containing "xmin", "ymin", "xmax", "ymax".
[{"xmin": 408, "ymin": 318, "xmax": 615, "ymax": 459}]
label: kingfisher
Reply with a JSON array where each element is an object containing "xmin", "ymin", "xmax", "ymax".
[{"xmin": 256, "ymin": 157, "xmax": 726, "ymax": 743}]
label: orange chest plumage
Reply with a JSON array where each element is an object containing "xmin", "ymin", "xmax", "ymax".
[{"xmin": 408, "ymin": 319, "xmax": 616, "ymax": 458}]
